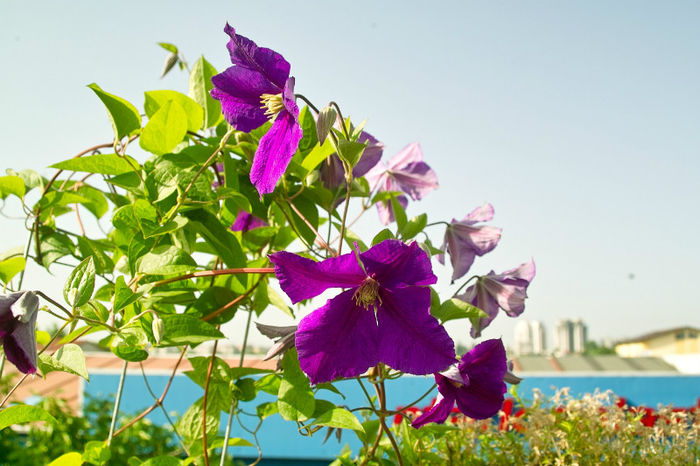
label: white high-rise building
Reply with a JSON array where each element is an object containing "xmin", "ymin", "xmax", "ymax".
[
  {"xmin": 553, "ymin": 319, "xmax": 588, "ymax": 355},
  {"xmin": 514, "ymin": 320, "xmax": 547, "ymax": 355}
]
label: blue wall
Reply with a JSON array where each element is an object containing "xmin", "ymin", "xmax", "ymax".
[{"xmin": 85, "ymin": 373, "xmax": 700, "ymax": 461}]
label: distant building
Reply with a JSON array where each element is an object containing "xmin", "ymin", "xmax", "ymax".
[
  {"xmin": 554, "ymin": 319, "xmax": 588, "ymax": 355},
  {"xmin": 514, "ymin": 320, "xmax": 547, "ymax": 355},
  {"xmin": 615, "ymin": 326, "xmax": 700, "ymax": 357}
]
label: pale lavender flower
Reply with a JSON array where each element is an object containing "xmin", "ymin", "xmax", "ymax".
[
  {"xmin": 319, "ymin": 132, "xmax": 384, "ymax": 189},
  {"xmin": 458, "ymin": 259, "xmax": 536, "ymax": 338},
  {"xmin": 365, "ymin": 142, "xmax": 438, "ymax": 225},
  {"xmin": 0, "ymin": 291, "xmax": 39, "ymax": 374},
  {"xmin": 211, "ymin": 24, "xmax": 302, "ymax": 196},
  {"xmin": 270, "ymin": 239, "xmax": 456, "ymax": 384},
  {"xmin": 439, "ymin": 203, "xmax": 502, "ymax": 281},
  {"xmin": 412, "ymin": 339, "xmax": 507, "ymax": 428}
]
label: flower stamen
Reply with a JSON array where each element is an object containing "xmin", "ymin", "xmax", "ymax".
[
  {"xmin": 260, "ymin": 93, "xmax": 285, "ymax": 120},
  {"xmin": 353, "ymin": 277, "xmax": 382, "ymax": 312}
]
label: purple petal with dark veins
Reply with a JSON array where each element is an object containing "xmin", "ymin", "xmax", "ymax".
[
  {"xmin": 454, "ymin": 339, "xmax": 507, "ymax": 419},
  {"xmin": 460, "ymin": 283, "xmax": 500, "ymax": 338},
  {"xmin": 223, "ymin": 24, "xmax": 290, "ymax": 90},
  {"xmin": 269, "ymin": 250, "xmax": 366, "ymax": 303},
  {"xmin": 360, "ymin": 240, "xmax": 436, "ymax": 289},
  {"xmin": 376, "ymin": 287, "xmax": 456, "ymax": 375},
  {"xmin": 411, "ymin": 390, "xmax": 455, "ymax": 428},
  {"xmin": 388, "ymin": 161, "xmax": 439, "ymax": 201},
  {"xmin": 386, "ymin": 142, "xmax": 424, "ymax": 170},
  {"xmin": 295, "ymin": 290, "xmax": 379, "ymax": 384},
  {"xmin": 250, "ymin": 109, "xmax": 303, "ymax": 196},
  {"xmin": 444, "ymin": 222, "xmax": 502, "ymax": 281},
  {"xmin": 230, "ymin": 211, "xmax": 268, "ymax": 232}
]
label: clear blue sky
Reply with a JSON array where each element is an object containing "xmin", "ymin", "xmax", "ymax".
[{"xmin": 1, "ymin": 1, "xmax": 698, "ymax": 349}]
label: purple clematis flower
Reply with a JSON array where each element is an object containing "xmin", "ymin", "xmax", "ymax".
[
  {"xmin": 365, "ymin": 142, "xmax": 438, "ymax": 225},
  {"xmin": 230, "ymin": 211, "xmax": 268, "ymax": 233},
  {"xmin": 211, "ymin": 24, "xmax": 303, "ymax": 196},
  {"xmin": 458, "ymin": 259, "xmax": 536, "ymax": 338},
  {"xmin": 269, "ymin": 239, "xmax": 456, "ymax": 384},
  {"xmin": 438, "ymin": 203, "xmax": 502, "ymax": 281},
  {"xmin": 412, "ymin": 338, "xmax": 507, "ymax": 428},
  {"xmin": 0, "ymin": 291, "xmax": 39, "ymax": 374},
  {"xmin": 319, "ymin": 132, "xmax": 384, "ymax": 189}
]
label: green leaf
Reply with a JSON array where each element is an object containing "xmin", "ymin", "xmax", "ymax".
[
  {"xmin": 0, "ymin": 175, "xmax": 25, "ymax": 199},
  {"xmin": 76, "ymin": 237, "xmax": 113, "ymax": 275},
  {"xmin": 277, "ymin": 349, "xmax": 315, "ymax": 422},
  {"xmin": 311, "ymin": 406, "xmax": 364, "ymax": 432},
  {"xmin": 141, "ymin": 456, "xmax": 183, "ymax": 466},
  {"xmin": 256, "ymin": 401, "xmax": 279, "ymax": 419},
  {"xmin": 372, "ymin": 228, "xmax": 394, "ymax": 246},
  {"xmin": 50, "ymin": 153, "xmax": 140, "ymax": 176},
  {"xmin": 38, "ymin": 344, "xmax": 89, "ymax": 381},
  {"xmin": 297, "ymin": 106, "xmax": 318, "ymax": 152},
  {"xmin": 110, "ymin": 326, "xmax": 149, "ymax": 362},
  {"xmin": 233, "ymin": 377, "xmax": 257, "ymax": 402},
  {"xmin": 177, "ymin": 398, "xmax": 219, "ymax": 452},
  {"xmin": 183, "ymin": 209, "xmax": 245, "ymax": 269},
  {"xmin": 432, "ymin": 297, "xmax": 488, "ymax": 323},
  {"xmin": 400, "ymin": 213, "xmax": 428, "ymax": 240},
  {"xmin": 209, "ymin": 437, "xmax": 254, "ymax": 449},
  {"xmin": 140, "ymin": 100, "xmax": 188, "ymax": 155},
  {"xmin": 301, "ymin": 139, "xmax": 336, "ymax": 174},
  {"xmin": 0, "ymin": 404, "xmax": 56, "ymax": 431},
  {"xmin": 36, "ymin": 330, "xmax": 51, "ymax": 346},
  {"xmin": 137, "ymin": 245, "xmax": 196, "ymax": 275},
  {"xmin": 158, "ymin": 42, "xmax": 178, "ymax": 53},
  {"xmin": 48, "ymin": 452, "xmax": 84, "ymax": 466},
  {"xmin": 267, "ymin": 285, "xmax": 294, "ymax": 317},
  {"xmin": 188, "ymin": 56, "xmax": 222, "ymax": 129},
  {"xmin": 39, "ymin": 230, "xmax": 75, "ymax": 269},
  {"xmin": 87, "ymin": 83, "xmax": 141, "ymax": 141},
  {"xmin": 184, "ymin": 356, "xmax": 231, "ymax": 387},
  {"xmin": 315, "ymin": 106, "xmax": 337, "ymax": 145},
  {"xmin": 0, "ymin": 255, "xmax": 25, "ymax": 284},
  {"xmin": 144, "ymin": 90, "xmax": 204, "ymax": 132},
  {"xmin": 113, "ymin": 275, "xmax": 142, "ymax": 312},
  {"xmin": 159, "ymin": 314, "xmax": 224, "ymax": 346},
  {"xmin": 390, "ymin": 195, "xmax": 407, "ymax": 230},
  {"xmin": 255, "ymin": 374, "xmax": 281, "ymax": 395},
  {"xmin": 75, "ymin": 185, "xmax": 109, "ymax": 219},
  {"xmin": 7, "ymin": 168, "xmax": 43, "ymax": 192},
  {"xmin": 336, "ymin": 140, "xmax": 366, "ymax": 168},
  {"xmin": 82, "ymin": 440, "xmax": 111, "ymax": 466},
  {"xmin": 63, "ymin": 256, "xmax": 95, "ymax": 307}
]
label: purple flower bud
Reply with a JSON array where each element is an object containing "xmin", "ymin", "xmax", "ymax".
[{"xmin": 0, "ymin": 291, "xmax": 39, "ymax": 374}]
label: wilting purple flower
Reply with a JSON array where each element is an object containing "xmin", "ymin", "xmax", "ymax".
[
  {"xmin": 211, "ymin": 24, "xmax": 302, "ymax": 196},
  {"xmin": 0, "ymin": 291, "xmax": 39, "ymax": 374},
  {"xmin": 458, "ymin": 259, "xmax": 536, "ymax": 338},
  {"xmin": 412, "ymin": 339, "xmax": 507, "ymax": 428},
  {"xmin": 439, "ymin": 203, "xmax": 502, "ymax": 281},
  {"xmin": 230, "ymin": 211, "xmax": 268, "ymax": 233},
  {"xmin": 319, "ymin": 132, "xmax": 384, "ymax": 189},
  {"xmin": 365, "ymin": 142, "xmax": 438, "ymax": 225},
  {"xmin": 270, "ymin": 239, "xmax": 456, "ymax": 384}
]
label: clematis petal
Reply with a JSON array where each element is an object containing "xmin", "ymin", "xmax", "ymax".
[
  {"xmin": 295, "ymin": 290, "xmax": 379, "ymax": 384},
  {"xmin": 210, "ymin": 84, "xmax": 269, "ymax": 133},
  {"xmin": 376, "ymin": 287, "xmax": 456, "ymax": 375},
  {"xmin": 460, "ymin": 283, "xmax": 500, "ymax": 338},
  {"xmin": 389, "ymin": 161, "xmax": 439, "ymax": 201},
  {"xmin": 360, "ymin": 240, "xmax": 436, "ymax": 288},
  {"xmin": 320, "ymin": 132, "xmax": 384, "ymax": 189},
  {"xmin": 250, "ymin": 109, "xmax": 303, "ymax": 195},
  {"xmin": 375, "ymin": 195, "xmax": 407, "ymax": 226},
  {"xmin": 411, "ymin": 390, "xmax": 455, "ymax": 428},
  {"xmin": 446, "ymin": 223, "xmax": 502, "ymax": 281},
  {"xmin": 269, "ymin": 251, "xmax": 366, "ymax": 303},
  {"xmin": 463, "ymin": 203, "xmax": 495, "ymax": 223},
  {"xmin": 230, "ymin": 211, "xmax": 267, "ymax": 232},
  {"xmin": 364, "ymin": 161, "xmax": 389, "ymax": 192},
  {"xmin": 482, "ymin": 259, "xmax": 536, "ymax": 316},
  {"xmin": 223, "ymin": 23, "xmax": 290, "ymax": 90},
  {"xmin": 454, "ymin": 339, "xmax": 507, "ymax": 419},
  {"xmin": 386, "ymin": 142, "xmax": 423, "ymax": 170},
  {"xmin": 4, "ymin": 292, "xmax": 38, "ymax": 374}
]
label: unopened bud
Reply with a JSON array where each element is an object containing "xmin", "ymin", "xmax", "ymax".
[{"xmin": 152, "ymin": 315, "xmax": 165, "ymax": 345}]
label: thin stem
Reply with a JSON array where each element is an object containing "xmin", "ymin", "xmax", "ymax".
[
  {"xmin": 337, "ymin": 169, "xmax": 353, "ymax": 256},
  {"xmin": 35, "ymin": 291, "xmax": 72, "ymax": 318},
  {"xmin": 150, "ymin": 267, "xmax": 274, "ymax": 288},
  {"xmin": 113, "ymin": 346, "xmax": 187, "ymax": 438},
  {"xmin": 107, "ymin": 360, "xmax": 128, "ymax": 446},
  {"xmin": 15, "ymin": 223, "xmax": 34, "ymax": 290},
  {"xmin": 203, "ymin": 281, "xmax": 259, "ymax": 322},
  {"xmin": 329, "ymin": 101, "xmax": 349, "ymax": 139},
  {"xmin": 451, "ymin": 275, "xmax": 479, "ymax": 298},
  {"xmin": 394, "ymin": 384, "xmax": 437, "ymax": 417},
  {"xmin": 139, "ymin": 363, "xmax": 186, "ymax": 451},
  {"xmin": 0, "ymin": 354, "xmax": 5, "ymax": 381},
  {"xmin": 219, "ymin": 307, "xmax": 254, "ymax": 466},
  {"xmin": 286, "ymin": 199, "xmax": 335, "ymax": 255},
  {"xmin": 294, "ymin": 94, "xmax": 320, "ymax": 114},
  {"xmin": 202, "ymin": 338, "xmax": 220, "ymax": 466},
  {"xmin": 425, "ymin": 221, "xmax": 450, "ymax": 228},
  {"xmin": 163, "ymin": 126, "xmax": 235, "ymax": 224}
]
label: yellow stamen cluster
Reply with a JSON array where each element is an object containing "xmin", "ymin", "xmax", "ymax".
[
  {"xmin": 353, "ymin": 277, "xmax": 382, "ymax": 311},
  {"xmin": 260, "ymin": 93, "xmax": 285, "ymax": 119}
]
